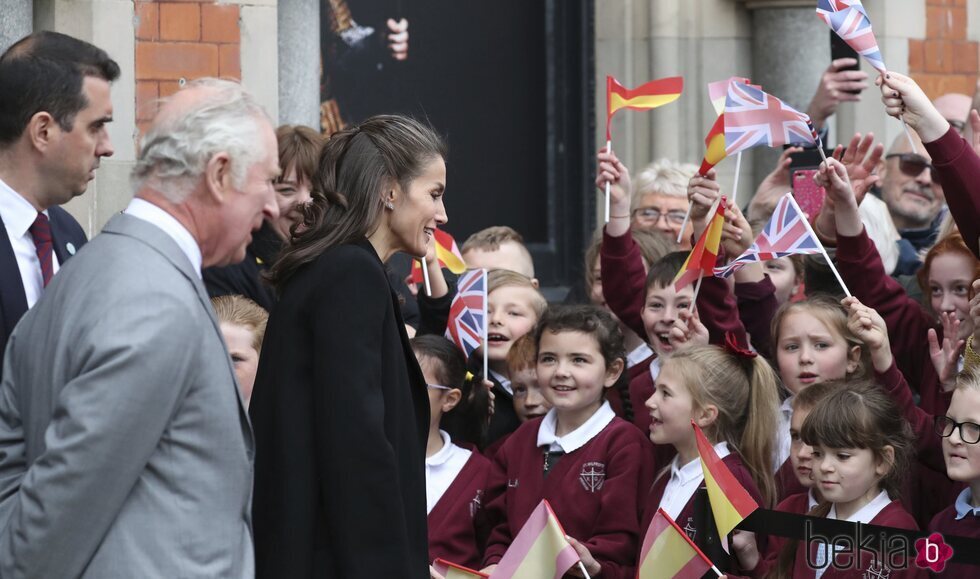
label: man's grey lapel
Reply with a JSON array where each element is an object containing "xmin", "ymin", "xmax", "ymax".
[{"xmin": 101, "ymin": 213, "xmax": 254, "ymax": 444}]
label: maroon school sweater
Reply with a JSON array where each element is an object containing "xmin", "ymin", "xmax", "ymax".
[
  {"xmin": 836, "ymin": 228, "xmax": 948, "ymax": 416},
  {"xmin": 751, "ymin": 491, "xmax": 814, "ymax": 579},
  {"xmin": 928, "ymin": 503, "xmax": 980, "ymax": 577},
  {"xmin": 924, "ymin": 126, "xmax": 980, "ymax": 259},
  {"xmin": 428, "ymin": 451, "xmax": 492, "ymax": 569},
  {"xmin": 789, "ymin": 501, "xmax": 925, "ymax": 579},
  {"xmin": 875, "ymin": 362, "xmax": 963, "ymax": 527},
  {"xmin": 482, "ymin": 417, "xmax": 655, "ymax": 579}
]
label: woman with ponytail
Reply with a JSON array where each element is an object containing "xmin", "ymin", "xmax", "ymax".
[{"xmin": 249, "ymin": 115, "xmax": 448, "ymax": 579}]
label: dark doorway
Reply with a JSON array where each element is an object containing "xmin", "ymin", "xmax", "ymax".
[{"xmin": 321, "ymin": 0, "xmax": 595, "ymax": 291}]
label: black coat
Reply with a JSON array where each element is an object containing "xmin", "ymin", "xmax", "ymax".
[
  {"xmin": 0, "ymin": 205, "xmax": 86, "ymax": 380},
  {"xmin": 250, "ymin": 239, "xmax": 430, "ymax": 578},
  {"xmin": 202, "ymin": 221, "xmax": 280, "ymax": 311}
]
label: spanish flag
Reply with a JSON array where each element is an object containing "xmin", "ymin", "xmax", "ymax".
[
  {"xmin": 693, "ymin": 421, "xmax": 759, "ymax": 541},
  {"xmin": 490, "ymin": 500, "xmax": 579, "ymax": 579},
  {"xmin": 606, "ymin": 76, "xmax": 684, "ymax": 140},
  {"xmin": 410, "ymin": 228, "xmax": 468, "ymax": 284},
  {"xmin": 432, "ymin": 559, "xmax": 489, "ymax": 579},
  {"xmin": 637, "ymin": 509, "xmax": 715, "ymax": 579},
  {"xmin": 698, "ymin": 114, "xmax": 727, "ymax": 176},
  {"xmin": 673, "ymin": 198, "xmax": 725, "ymax": 291}
]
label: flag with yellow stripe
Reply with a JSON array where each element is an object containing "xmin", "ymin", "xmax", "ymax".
[
  {"xmin": 673, "ymin": 199, "xmax": 725, "ymax": 291},
  {"xmin": 693, "ymin": 421, "xmax": 759, "ymax": 540},
  {"xmin": 410, "ymin": 228, "xmax": 467, "ymax": 284},
  {"xmin": 637, "ymin": 509, "xmax": 716, "ymax": 579},
  {"xmin": 605, "ymin": 76, "xmax": 683, "ymax": 140},
  {"xmin": 490, "ymin": 500, "xmax": 579, "ymax": 579}
]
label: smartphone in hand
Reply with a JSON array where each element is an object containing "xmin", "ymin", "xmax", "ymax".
[{"xmin": 792, "ymin": 169, "xmax": 826, "ymax": 218}]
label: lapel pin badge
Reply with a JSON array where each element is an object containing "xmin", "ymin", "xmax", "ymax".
[{"xmin": 66, "ymin": 242, "xmax": 76, "ymax": 256}]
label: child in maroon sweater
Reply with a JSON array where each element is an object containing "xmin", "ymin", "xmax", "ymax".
[
  {"xmin": 412, "ymin": 336, "xmax": 493, "ymax": 570},
  {"xmin": 768, "ymin": 379, "xmax": 924, "ymax": 578},
  {"xmin": 640, "ymin": 345, "xmax": 780, "ymax": 574},
  {"xmin": 482, "ymin": 306, "xmax": 655, "ymax": 579}
]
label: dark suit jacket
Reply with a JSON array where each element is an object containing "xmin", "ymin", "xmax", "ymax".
[
  {"xmin": 0, "ymin": 206, "xmax": 86, "ymax": 379},
  {"xmin": 249, "ymin": 239, "xmax": 430, "ymax": 578},
  {"xmin": 202, "ymin": 221, "xmax": 280, "ymax": 310}
]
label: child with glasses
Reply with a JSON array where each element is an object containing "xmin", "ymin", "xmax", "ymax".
[
  {"xmin": 844, "ymin": 297, "xmax": 978, "ymax": 577},
  {"xmin": 411, "ymin": 335, "xmax": 492, "ymax": 570}
]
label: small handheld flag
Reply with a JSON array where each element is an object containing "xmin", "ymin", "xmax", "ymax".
[
  {"xmin": 489, "ymin": 500, "xmax": 580, "ymax": 579},
  {"xmin": 446, "ymin": 269, "xmax": 488, "ymax": 375},
  {"xmin": 673, "ymin": 198, "xmax": 726, "ymax": 300},
  {"xmin": 410, "ymin": 228, "xmax": 467, "ymax": 295},
  {"xmin": 603, "ymin": 76, "xmax": 683, "ymax": 223},
  {"xmin": 637, "ymin": 509, "xmax": 721, "ymax": 579},
  {"xmin": 714, "ymin": 193, "xmax": 822, "ymax": 278},
  {"xmin": 433, "ymin": 559, "xmax": 489, "ymax": 579},
  {"xmin": 816, "ymin": 0, "xmax": 885, "ymax": 73},
  {"xmin": 606, "ymin": 76, "xmax": 684, "ymax": 141},
  {"xmin": 693, "ymin": 421, "xmax": 759, "ymax": 541},
  {"xmin": 724, "ymin": 82, "xmax": 817, "ymax": 156}
]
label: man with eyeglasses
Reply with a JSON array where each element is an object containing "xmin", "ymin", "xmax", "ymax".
[{"xmin": 879, "ymin": 130, "xmax": 947, "ymax": 276}]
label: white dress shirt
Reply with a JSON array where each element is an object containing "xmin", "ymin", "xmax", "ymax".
[
  {"xmin": 648, "ymin": 357, "xmax": 662, "ymax": 383},
  {"xmin": 489, "ymin": 369, "xmax": 513, "ymax": 397},
  {"xmin": 775, "ymin": 395, "xmax": 794, "ymax": 472},
  {"xmin": 626, "ymin": 343, "xmax": 654, "ymax": 368},
  {"xmin": 0, "ymin": 178, "xmax": 60, "ymax": 308},
  {"xmin": 425, "ymin": 430, "xmax": 472, "ymax": 514},
  {"xmin": 814, "ymin": 490, "xmax": 892, "ymax": 579},
  {"xmin": 124, "ymin": 198, "xmax": 202, "ymax": 278},
  {"xmin": 659, "ymin": 441, "xmax": 731, "ymax": 520},
  {"xmin": 537, "ymin": 401, "xmax": 616, "ymax": 453}
]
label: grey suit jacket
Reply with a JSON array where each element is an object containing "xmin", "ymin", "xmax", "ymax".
[{"xmin": 0, "ymin": 213, "xmax": 254, "ymax": 578}]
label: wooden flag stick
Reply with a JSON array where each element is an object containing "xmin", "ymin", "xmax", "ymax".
[
  {"xmin": 785, "ymin": 195, "xmax": 852, "ymax": 297},
  {"xmin": 730, "ymin": 151, "xmax": 742, "ymax": 205},
  {"xmin": 900, "ymin": 116, "xmax": 919, "ymax": 154},
  {"xmin": 482, "ymin": 268, "xmax": 489, "ymax": 378},
  {"xmin": 577, "ymin": 561, "xmax": 592, "ymax": 579},
  {"xmin": 421, "ymin": 258, "xmax": 432, "ymax": 297},
  {"xmin": 604, "ymin": 140, "xmax": 613, "ymax": 223},
  {"xmin": 692, "ymin": 271, "xmax": 706, "ymax": 305}
]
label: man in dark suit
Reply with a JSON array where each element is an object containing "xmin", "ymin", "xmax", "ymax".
[{"xmin": 0, "ymin": 32, "xmax": 119, "ymax": 378}]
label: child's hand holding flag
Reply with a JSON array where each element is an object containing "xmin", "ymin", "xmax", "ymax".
[{"xmin": 596, "ymin": 146, "xmax": 632, "ymax": 237}]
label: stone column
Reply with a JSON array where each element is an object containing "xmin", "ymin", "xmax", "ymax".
[
  {"xmin": 277, "ymin": 0, "xmax": 320, "ymax": 128},
  {"xmin": 744, "ymin": 0, "xmax": 829, "ymax": 190},
  {"xmin": 0, "ymin": 0, "xmax": 32, "ymax": 54}
]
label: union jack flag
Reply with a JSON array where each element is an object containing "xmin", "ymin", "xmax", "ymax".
[
  {"xmin": 714, "ymin": 193, "xmax": 822, "ymax": 278},
  {"xmin": 816, "ymin": 0, "xmax": 886, "ymax": 72},
  {"xmin": 445, "ymin": 269, "xmax": 487, "ymax": 358},
  {"xmin": 724, "ymin": 82, "xmax": 816, "ymax": 156}
]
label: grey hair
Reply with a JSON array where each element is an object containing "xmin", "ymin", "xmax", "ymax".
[
  {"xmin": 132, "ymin": 78, "xmax": 269, "ymax": 203},
  {"xmin": 630, "ymin": 158, "xmax": 698, "ymax": 209}
]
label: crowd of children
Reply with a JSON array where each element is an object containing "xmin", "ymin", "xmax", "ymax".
[{"xmin": 407, "ymin": 73, "xmax": 980, "ymax": 579}]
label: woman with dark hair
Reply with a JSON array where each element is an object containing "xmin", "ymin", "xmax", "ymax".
[{"xmin": 250, "ymin": 114, "xmax": 447, "ymax": 578}]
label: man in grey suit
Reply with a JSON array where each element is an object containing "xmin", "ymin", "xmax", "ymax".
[{"xmin": 0, "ymin": 78, "xmax": 280, "ymax": 577}]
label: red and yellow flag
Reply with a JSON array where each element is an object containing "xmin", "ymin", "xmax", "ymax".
[
  {"xmin": 698, "ymin": 114, "xmax": 727, "ymax": 177},
  {"xmin": 673, "ymin": 198, "xmax": 726, "ymax": 291},
  {"xmin": 606, "ymin": 76, "xmax": 684, "ymax": 140},
  {"xmin": 432, "ymin": 558, "xmax": 489, "ymax": 579},
  {"xmin": 410, "ymin": 228, "xmax": 468, "ymax": 284},
  {"xmin": 491, "ymin": 500, "xmax": 580, "ymax": 579},
  {"xmin": 693, "ymin": 420, "xmax": 759, "ymax": 540},
  {"xmin": 637, "ymin": 509, "xmax": 715, "ymax": 579}
]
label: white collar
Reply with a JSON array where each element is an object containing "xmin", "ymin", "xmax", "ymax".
[
  {"xmin": 426, "ymin": 430, "xmax": 458, "ymax": 467},
  {"xmin": 627, "ymin": 343, "xmax": 654, "ymax": 368},
  {"xmin": 829, "ymin": 490, "xmax": 891, "ymax": 523},
  {"xmin": 489, "ymin": 369, "xmax": 513, "ymax": 396},
  {"xmin": 0, "ymin": 177, "xmax": 46, "ymax": 240},
  {"xmin": 124, "ymin": 198, "xmax": 203, "ymax": 278},
  {"xmin": 780, "ymin": 395, "xmax": 795, "ymax": 417},
  {"xmin": 649, "ymin": 357, "xmax": 662, "ymax": 381},
  {"xmin": 537, "ymin": 401, "xmax": 615, "ymax": 453},
  {"xmin": 808, "ymin": 489, "xmax": 818, "ymax": 510},
  {"xmin": 669, "ymin": 441, "xmax": 731, "ymax": 484}
]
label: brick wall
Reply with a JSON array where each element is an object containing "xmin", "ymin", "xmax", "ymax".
[
  {"xmin": 909, "ymin": 0, "xmax": 978, "ymax": 98},
  {"xmin": 134, "ymin": 0, "xmax": 242, "ymax": 132}
]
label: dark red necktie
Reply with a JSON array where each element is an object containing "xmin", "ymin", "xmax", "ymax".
[{"xmin": 28, "ymin": 212, "xmax": 53, "ymax": 287}]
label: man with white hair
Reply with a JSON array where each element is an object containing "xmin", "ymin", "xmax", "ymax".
[{"xmin": 0, "ymin": 78, "xmax": 278, "ymax": 577}]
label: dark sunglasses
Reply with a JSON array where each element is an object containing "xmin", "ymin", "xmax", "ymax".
[{"xmin": 885, "ymin": 153, "xmax": 938, "ymax": 182}]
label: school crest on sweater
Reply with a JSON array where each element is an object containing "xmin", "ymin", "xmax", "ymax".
[{"xmin": 580, "ymin": 462, "xmax": 606, "ymax": 492}]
